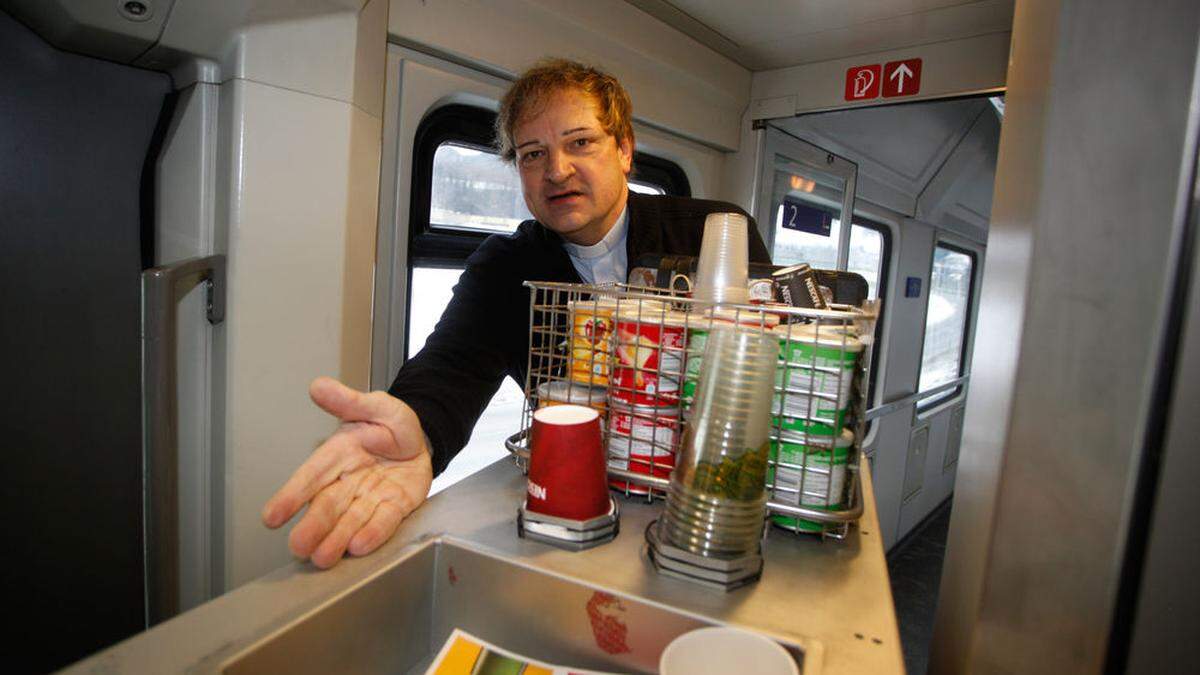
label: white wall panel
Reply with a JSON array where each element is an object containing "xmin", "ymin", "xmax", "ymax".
[
  {"xmin": 387, "ymin": 0, "xmax": 751, "ymax": 150},
  {"xmin": 218, "ymin": 78, "xmax": 368, "ymax": 587},
  {"xmin": 207, "ymin": 3, "xmax": 387, "ymax": 588}
]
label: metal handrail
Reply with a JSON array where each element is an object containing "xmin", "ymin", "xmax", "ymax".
[
  {"xmin": 140, "ymin": 254, "xmax": 226, "ymax": 627},
  {"xmin": 864, "ymin": 375, "xmax": 971, "ymax": 421}
]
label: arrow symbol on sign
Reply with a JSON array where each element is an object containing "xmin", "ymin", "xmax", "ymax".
[{"xmin": 890, "ymin": 63, "xmax": 914, "ymax": 93}]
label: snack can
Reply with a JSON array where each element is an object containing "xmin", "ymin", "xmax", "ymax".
[
  {"xmin": 568, "ymin": 299, "xmax": 617, "ymax": 387},
  {"xmin": 536, "ymin": 380, "xmax": 607, "ymax": 417},
  {"xmin": 771, "ymin": 323, "xmax": 862, "ymax": 434},
  {"xmin": 606, "ymin": 401, "xmax": 679, "ymax": 494},
  {"xmin": 767, "ymin": 427, "xmax": 853, "ymax": 532},
  {"xmin": 611, "ymin": 308, "xmax": 688, "ymax": 406}
]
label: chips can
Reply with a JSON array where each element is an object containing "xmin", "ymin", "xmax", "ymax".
[
  {"xmin": 606, "ymin": 401, "xmax": 679, "ymax": 494},
  {"xmin": 612, "ymin": 308, "xmax": 688, "ymax": 406},
  {"xmin": 568, "ymin": 299, "xmax": 617, "ymax": 387}
]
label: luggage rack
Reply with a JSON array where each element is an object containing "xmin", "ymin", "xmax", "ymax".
[{"xmin": 503, "ymin": 280, "xmax": 877, "ymax": 539}]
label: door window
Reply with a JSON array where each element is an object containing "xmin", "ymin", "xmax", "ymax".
[{"xmin": 918, "ymin": 244, "xmax": 976, "ymax": 406}]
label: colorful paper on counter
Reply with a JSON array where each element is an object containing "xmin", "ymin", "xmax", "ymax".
[{"xmin": 426, "ymin": 628, "xmax": 623, "ymax": 675}]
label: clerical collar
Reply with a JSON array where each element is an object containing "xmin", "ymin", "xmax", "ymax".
[{"xmin": 563, "ymin": 205, "xmax": 628, "ymax": 261}]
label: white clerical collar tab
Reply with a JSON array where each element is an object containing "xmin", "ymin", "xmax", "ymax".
[{"xmin": 564, "ymin": 205, "xmax": 628, "ymax": 260}]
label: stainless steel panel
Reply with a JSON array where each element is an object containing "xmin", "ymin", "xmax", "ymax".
[
  {"xmin": 222, "ymin": 544, "xmax": 437, "ymax": 675},
  {"xmin": 222, "ymin": 539, "xmax": 791, "ymax": 674},
  {"xmin": 63, "ymin": 460, "xmax": 903, "ymax": 674},
  {"xmin": 932, "ymin": 0, "xmax": 1200, "ymax": 672},
  {"xmin": 1124, "ymin": 158, "xmax": 1200, "ymax": 672}
]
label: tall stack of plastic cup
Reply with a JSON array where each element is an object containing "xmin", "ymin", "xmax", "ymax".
[
  {"xmin": 657, "ymin": 326, "xmax": 779, "ymax": 558},
  {"xmin": 693, "ymin": 213, "xmax": 751, "ymax": 306}
]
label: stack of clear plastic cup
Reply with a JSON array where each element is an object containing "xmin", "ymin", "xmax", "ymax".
[
  {"xmin": 658, "ymin": 326, "xmax": 780, "ymax": 558},
  {"xmin": 693, "ymin": 213, "xmax": 751, "ymax": 305}
]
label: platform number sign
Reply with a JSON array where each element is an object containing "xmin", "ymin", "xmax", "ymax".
[
  {"xmin": 781, "ymin": 197, "xmax": 833, "ymax": 237},
  {"xmin": 845, "ymin": 58, "xmax": 923, "ymax": 101}
]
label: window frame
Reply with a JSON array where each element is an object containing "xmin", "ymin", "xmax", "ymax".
[
  {"xmin": 847, "ymin": 216, "xmax": 893, "ymax": 407},
  {"xmin": 409, "ymin": 104, "xmax": 501, "ymax": 266},
  {"xmin": 916, "ymin": 240, "xmax": 979, "ymax": 411}
]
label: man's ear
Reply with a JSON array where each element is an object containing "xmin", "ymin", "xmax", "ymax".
[{"xmin": 618, "ymin": 135, "xmax": 634, "ymax": 176}]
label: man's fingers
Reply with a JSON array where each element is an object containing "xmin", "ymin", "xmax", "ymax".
[
  {"xmin": 309, "ymin": 377, "xmax": 401, "ymax": 427},
  {"xmin": 310, "ymin": 491, "xmax": 382, "ymax": 569},
  {"xmin": 300, "ymin": 467, "xmax": 416, "ymax": 567},
  {"xmin": 347, "ymin": 499, "xmax": 409, "ymax": 557},
  {"xmin": 261, "ymin": 433, "xmax": 368, "ymax": 529},
  {"xmin": 287, "ymin": 472, "xmax": 361, "ymax": 559}
]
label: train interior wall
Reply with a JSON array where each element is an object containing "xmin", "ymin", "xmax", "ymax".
[{"xmin": 2, "ymin": 0, "xmax": 1003, "ymax": 605}]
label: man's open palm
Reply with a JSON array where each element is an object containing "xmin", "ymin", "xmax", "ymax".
[{"xmin": 261, "ymin": 377, "xmax": 432, "ymax": 568}]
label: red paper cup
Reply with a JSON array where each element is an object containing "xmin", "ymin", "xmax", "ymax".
[{"xmin": 527, "ymin": 404, "xmax": 609, "ymax": 521}]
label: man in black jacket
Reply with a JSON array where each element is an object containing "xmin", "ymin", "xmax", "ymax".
[{"xmin": 262, "ymin": 59, "xmax": 770, "ymax": 568}]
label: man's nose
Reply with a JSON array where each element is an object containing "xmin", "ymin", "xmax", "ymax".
[{"xmin": 545, "ymin": 148, "xmax": 575, "ymax": 183}]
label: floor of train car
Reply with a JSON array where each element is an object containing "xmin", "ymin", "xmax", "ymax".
[{"xmin": 887, "ymin": 497, "xmax": 953, "ymax": 675}]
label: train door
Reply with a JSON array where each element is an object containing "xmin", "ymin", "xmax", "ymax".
[
  {"xmin": 752, "ymin": 98, "xmax": 998, "ymax": 548},
  {"xmin": 754, "ymin": 127, "xmax": 858, "ymax": 273}
]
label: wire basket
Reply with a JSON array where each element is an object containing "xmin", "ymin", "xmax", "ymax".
[{"xmin": 504, "ymin": 280, "xmax": 877, "ymax": 539}]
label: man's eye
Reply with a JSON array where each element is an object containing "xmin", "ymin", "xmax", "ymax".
[{"xmin": 574, "ymin": 138, "xmax": 592, "ymax": 147}]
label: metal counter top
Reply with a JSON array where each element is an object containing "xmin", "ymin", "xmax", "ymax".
[{"xmin": 65, "ymin": 459, "xmax": 902, "ymax": 674}]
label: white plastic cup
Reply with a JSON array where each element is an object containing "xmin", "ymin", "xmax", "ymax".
[
  {"xmin": 694, "ymin": 213, "xmax": 751, "ymax": 305},
  {"xmin": 659, "ymin": 627, "xmax": 799, "ymax": 675},
  {"xmin": 660, "ymin": 327, "xmax": 779, "ymax": 556}
]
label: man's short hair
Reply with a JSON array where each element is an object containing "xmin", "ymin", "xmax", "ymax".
[{"xmin": 496, "ymin": 58, "xmax": 634, "ymax": 163}]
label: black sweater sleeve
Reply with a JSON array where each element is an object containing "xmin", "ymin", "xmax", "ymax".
[{"xmin": 387, "ymin": 231, "xmax": 530, "ymax": 477}]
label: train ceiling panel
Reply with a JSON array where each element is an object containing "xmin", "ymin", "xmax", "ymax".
[
  {"xmin": 625, "ymin": 0, "xmax": 1014, "ymax": 71},
  {"xmin": 2, "ymin": 0, "xmax": 178, "ymax": 63},
  {"xmin": 770, "ymin": 97, "xmax": 998, "ymax": 234}
]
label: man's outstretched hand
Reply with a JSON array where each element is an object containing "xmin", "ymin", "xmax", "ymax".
[{"xmin": 262, "ymin": 377, "xmax": 433, "ymax": 568}]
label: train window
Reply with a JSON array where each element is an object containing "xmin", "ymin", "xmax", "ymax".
[
  {"xmin": 773, "ymin": 205, "xmax": 890, "ymax": 301},
  {"xmin": 430, "ymin": 142, "xmax": 531, "ymax": 235},
  {"xmin": 918, "ymin": 243, "xmax": 976, "ymax": 407},
  {"xmin": 407, "ymin": 104, "xmax": 690, "ymax": 489},
  {"xmin": 847, "ymin": 223, "xmax": 885, "ymax": 300}
]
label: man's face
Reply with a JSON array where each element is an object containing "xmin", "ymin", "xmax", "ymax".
[{"xmin": 513, "ymin": 88, "xmax": 633, "ymax": 246}]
